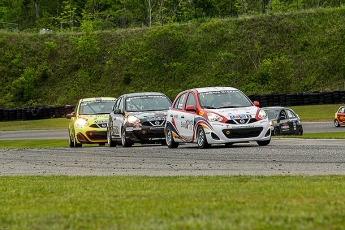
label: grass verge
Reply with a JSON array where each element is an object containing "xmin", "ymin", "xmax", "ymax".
[
  {"xmin": 1, "ymin": 175, "xmax": 344, "ymax": 229},
  {"xmin": 0, "ymin": 118, "xmax": 69, "ymax": 131}
]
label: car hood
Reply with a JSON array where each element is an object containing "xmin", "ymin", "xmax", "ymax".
[
  {"xmin": 127, "ymin": 111, "xmax": 167, "ymax": 121},
  {"xmin": 79, "ymin": 114, "xmax": 109, "ymax": 128},
  {"xmin": 209, "ymin": 107, "xmax": 260, "ymax": 119}
]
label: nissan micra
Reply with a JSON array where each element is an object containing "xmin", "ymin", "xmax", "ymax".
[
  {"xmin": 165, "ymin": 87, "xmax": 271, "ymax": 148},
  {"xmin": 66, "ymin": 97, "xmax": 116, "ymax": 147}
]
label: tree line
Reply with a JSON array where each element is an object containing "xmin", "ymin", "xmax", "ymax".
[{"xmin": 1, "ymin": 0, "xmax": 344, "ymax": 32}]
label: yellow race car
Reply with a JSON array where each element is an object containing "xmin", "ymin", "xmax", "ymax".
[{"xmin": 67, "ymin": 97, "xmax": 116, "ymax": 147}]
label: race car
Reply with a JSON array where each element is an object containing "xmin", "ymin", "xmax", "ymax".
[
  {"xmin": 334, "ymin": 106, "xmax": 345, "ymax": 127},
  {"xmin": 107, "ymin": 92, "xmax": 172, "ymax": 147},
  {"xmin": 66, "ymin": 97, "xmax": 116, "ymax": 147},
  {"xmin": 263, "ymin": 106, "xmax": 303, "ymax": 136},
  {"xmin": 165, "ymin": 87, "xmax": 271, "ymax": 148}
]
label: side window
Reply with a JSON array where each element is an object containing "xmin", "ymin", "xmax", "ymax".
[
  {"xmin": 280, "ymin": 110, "xmax": 287, "ymax": 119},
  {"xmin": 341, "ymin": 107, "xmax": 345, "ymax": 113},
  {"xmin": 114, "ymin": 97, "xmax": 123, "ymax": 110},
  {"xmin": 118, "ymin": 97, "xmax": 124, "ymax": 111},
  {"xmin": 287, "ymin": 109, "xmax": 296, "ymax": 118},
  {"xmin": 173, "ymin": 93, "xmax": 187, "ymax": 110},
  {"xmin": 185, "ymin": 92, "xmax": 196, "ymax": 109}
]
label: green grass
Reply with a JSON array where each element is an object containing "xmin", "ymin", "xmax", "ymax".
[
  {"xmin": 289, "ymin": 104, "xmax": 341, "ymax": 122},
  {"xmin": 1, "ymin": 175, "xmax": 345, "ymax": 230},
  {"xmin": 0, "ymin": 118, "xmax": 69, "ymax": 131}
]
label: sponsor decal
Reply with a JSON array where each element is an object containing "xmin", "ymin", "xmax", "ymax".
[
  {"xmin": 231, "ymin": 125, "xmax": 255, "ymax": 129},
  {"xmin": 229, "ymin": 114, "xmax": 249, "ymax": 119},
  {"xmin": 199, "ymin": 111, "xmax": 204, "ymax": 116},
  {"xmin": 133, "ymin": 123, "xmax": 142, "ymax": 130},
  {"xmin": 181, "ymin": 120, "xmax": 194, "ymax": 130},
  {"xmin": 150, "ymin": 126, "xmax": 164, "ymax": 129},
  {"xmin": 126, "ymin": 127, "xmax": 134, "ymax": 131}
]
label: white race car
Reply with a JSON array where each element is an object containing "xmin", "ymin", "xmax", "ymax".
[{"xmin": 165, "ymin": 87, "xmax": 271, "ymax": 148}]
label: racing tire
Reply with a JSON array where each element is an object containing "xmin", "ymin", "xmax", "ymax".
[
  {"xmin": 197, "ymin": 126, "xmax": 210, "ymax": 149},
  {"xmin": 121, "ymin": 128, "xmax": 133, "ymax": 147},
  {"xmin": 257, "ymin": 139, "xmax": 270, "ymax": 146},
  {"xmin": 68, "ymin": 131, "xmax": 74, "ymax": 148},
  {"xmin": 297, "ymin": 127, "xmax": 303, "ymax": 135},
  {"xmin": 273, "ymin": 127, "xmax": 280, "ymax": 136},
  {"xmin": 334, "ymin": 119, "xmax": 340, "ymax": 127},
  {"xmin": 74, "ymin": 136, "xmax": 82, "ymax": 147},
  {"xmin": 107, "ymin": 129, "xmax": 117, "ymax": 147},
  {"xmin": 165, "ymin": 126, "xmax": 179, "ymax": 148}
]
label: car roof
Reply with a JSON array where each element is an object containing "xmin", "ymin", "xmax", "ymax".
[
  {"xmin": 122, "ymin": 92, "xmax": 168, "ymax": 98},
  {"xmin": 194, "ymin": 86, "xmax": 240, "ymax": 93},
  {"xmin": 80, "ymin": 97, "xmax": 117, "ymax": 102},
  {"xmin": 263, "ymin": 106, "xmax": 286, "ymax": 110}
]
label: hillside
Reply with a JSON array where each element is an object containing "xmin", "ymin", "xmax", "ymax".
[{"xmin": 1, "ymin": 8, "xmax": 345, "ymax": 108}]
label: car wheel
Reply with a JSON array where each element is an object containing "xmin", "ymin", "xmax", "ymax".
[
  {"xmin": 334, "ymin": 119, "xmax": 340, "ymax": 127},
  {"xmin": 273, "ymin": 127, "xmax": 280, "ymax": 136},
  {"xmin": 107, "ymin": 129, "xmax": 117, "ymax": 147},
  {"xmin": 121, "ymin": 128, "xmax": 132, "ymax": 147},
  {"xmin": 165, "ymin": 126, "xmax": 179, "ymax": 148},
  {"xmin": 74, "ymin": 136, "xmax": 82, "ymax": 147},
  {"xmin": 257, "ymin": 139, "xmax": 270, "ymax": 146},
  {"xmin": 297, "ymin": 127, "xmax": 303, "ymax": 135},
  {"xmin": 197, "ymin": 126, "xmax": 210, "ymax": 149},
  {"xmin": 68, "ymin": 131, "xmax": 74, "ymax": 148}
]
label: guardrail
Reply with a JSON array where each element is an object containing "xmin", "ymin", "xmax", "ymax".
[
  {"xmin": 0, "ymin": 105, "xmax": 75, "ymax": 121},
  {"xmin": 0, "ymin": 91, "xmax": 345, "ymax": 121},
  {"xmin": 247, "ymin": 91, "xmax": 345, "ymax": 107}
]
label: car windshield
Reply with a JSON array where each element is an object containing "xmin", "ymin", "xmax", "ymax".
[
  {"xmin": 198, "ymin": 90, "xmax": 252, "ymax": 109},
  {"xmin": 79, "ymin": 101, "xmax": 115, "ymax": 115},
  {"xmin": 264, "ymin": 110, "xmax": 279, "ymax": 119},
  {"xmin": 125, "ymin": 95, "xmax": 171, "ymax": 112}
]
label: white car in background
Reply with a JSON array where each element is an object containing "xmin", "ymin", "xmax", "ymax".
[{"xmin": 165, "ymin": 87, "xmax": 271, "ymax": 148}]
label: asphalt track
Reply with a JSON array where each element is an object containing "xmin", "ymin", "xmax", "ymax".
[
  {"xmin": 0, "ymin": 121, "xmax": 344, "ymax": 140},
  {"xmin": 0, "ymin": 122, "xmax": 344, "ymax": 176}
]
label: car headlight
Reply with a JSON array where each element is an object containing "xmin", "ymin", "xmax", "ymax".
[
  {"xmin": 127, "ymin": 115, "xmax": 140, "ymax": 124},
  {"xmin": 269, "ymin": 120, "xmax": 277, "ymax": 126},
  {"xmin": 76, "ymin": 118, "xmax": 88, "ymax": 127},
  {"xmin": 207, "ymin": 112, "xmax": 223, "ymax": 122},
  {"xmin": 257, "ymin": 109, "xmax": 267, "ymax": 120}
]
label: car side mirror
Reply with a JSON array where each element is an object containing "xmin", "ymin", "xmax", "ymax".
[
  {"xmin": 185, "ymin": 105, "xmax": 195, "ymax": 111},
  {"xmin": 66, "ymin": 112, "xmax": 75, "ymax": 119},
  {"xmin": 114, "ymin": 109, "xmax": 122, "ymax": 114},
  {"xmin": 253, "ymin": 101, "xmax": 260, "ymax": 107}
]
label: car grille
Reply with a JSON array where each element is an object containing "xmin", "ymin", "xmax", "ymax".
[
  {"xmin": 89, "ymin": 124, "xmax": 107, "ymax": 128},
  {"xmin": 86, "ymin": 131, "xmax": 107, "ymax": 140},
  {"xmin": 225, "ymin": 118, "xmax": 257, "ymax": 125},
  {"xmin": 222, "ymin": 127, "xmax": 263, "ymax": 139},
  {"xmin": 142, "ymin": 120, "xmax": 166, "ymax": 126}
]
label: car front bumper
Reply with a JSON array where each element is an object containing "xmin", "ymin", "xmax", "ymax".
[
  {"xmin": 125, "ymin": 125, "xmax": 165, "ymax": 143},
  {"xmin": 204, "ymin": 121, "xmax": 271, "ymax": 144}
]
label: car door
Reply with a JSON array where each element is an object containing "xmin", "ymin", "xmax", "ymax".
[
  {"xmin": 111, "ymin": 96, "xmax": 124, "ymax": 139},
  {"xmin": 168, "ymin": 92, "xmax": 188, "ymax": 141},
  {"xmin": 286, "ymin": 109, "xmax": 299, "ymax": 134},
  {"xmin": 278, "ymin": 109, "xmax": 290, "ymax": 134},
  {"xmin": 337, "ymin": 107, "xmax": 345, "ymax": 124},
  {"xmin": 179, "ymin": 92, "xmax": 197, "ymax": 141}
]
